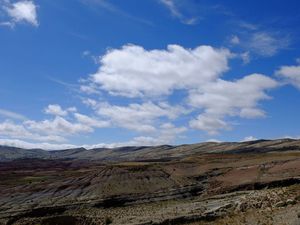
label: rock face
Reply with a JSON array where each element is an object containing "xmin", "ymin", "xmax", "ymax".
[{"xmin": 0, "ymin": 139, "xmax": 300, "ymax": 224}]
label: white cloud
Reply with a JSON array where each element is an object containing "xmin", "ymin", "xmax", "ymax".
[
  {"xmin": 0, "ymin": 123, "xmax": 186, "ymax": 150},
  {"xmin": 44, "ymin": 104, "xmax": 68, "ymax": 117},
  {"xmin": 118, "ymin": 124, "xmax": 186, "ymax": 147},
  {"xmin": 0, "ymin": 109, "xmax": 27, "ymax": 120},
  {"xmin": 188, "ymin": 74, "xmax": 277, "ymax": 116},
  {"xmin": 81, "ymin": 0, "xmax": 153, "ymax": 26},
  {"xmin": 107, "ymin": 123, "xmax": 186, "ymax": 146},
  {"xmin": 25, "ymin": 116, "xmax": 93, "ymax": 135},
  {"xmin": 160, "ymin": 0, "xmax": 182, "ymax": 18},
  {"xmin": 0, "ymin": 139, "xmax": 78, "ymax": 150},
  {"xmin": 248, "ymin": 32, "xmax": 289, "ymax": 57},
  {"xmin": 239, "ymin": 108, "xmax": 265, "ymax": 118},
  {"xmin": 82, "ymin": 50, "xmax": 91, "ymax": 57},
  {"xmin": 67, "ymin": 107, "xmax": 77, "ymax": 112},
  {"xmin": 2, "ymin": 0, "xmax": 38, "ymax": 27},
  {"xmin": 276, "ymin": 64, "xmax": 300, "ymax": 89},
  {"xmin": 281, "ymin": 135, "xmax": 300, "ymax": 140},
  {"xmin": 82, "ymin": 44, "xmax": 231, "ymax": 97},
  {"xmin": 82, "ymin": 50, "xmax": 98, "ymax": 64},
  {"xmin": 158, "ymin": 123, "xmax": 187, "ymax": 142},
  {"xmin": 0, "ymin": 107, "xmax": 111, "ymax": 144},
  {"xmin": 188, "ymin": 74, "xmax": 277, "ymax": 134},
  {"xmin": 94, "ymin": 101, "xmax": 185, "ymax": 133},
  {"xmin": 206, "ymin": 138, "xmax": 221, "ymax": 143},
  {"xmin": 0, "ymin": 42, "xmax": 283, "ymax": 145},
  {"xmin": 44, "ymin": 104, "xmax": 77, "ymax": 117},
  {"xmin": 242, "ymin": 136, "xmax": 257, "ymax": 142},
  {"xmin": 0, "ymin": 120, "xmax": 65, "ymax": 142},
  {"xmin": 0, "ymin": 21, "xmax": 14, "ymax": 28},
  {"xmin": 82, "ymin": 98, "xmax": 97, "ymax": 107},
  {"xmin": 240, "ymin": 51, "xmax": 250, "ymax": 64},
  {"xmin": 159, "ymin": 0, "xmax": 198, "ymax": 25},
  {"xmin": 230, "ymin": 35, "xmax": 240, "ymax": 45},
  {"xmin": 79, "ymin": 44, "xmax": 278, "ymax": 136},
  {"xmin": 183, "ymin": 17, "xmax": 198, "ymax": 25},
  {"xmin": 238, "ymin": 21, "xmax": 258, "ymax": 30},
  {"xmin": 74, "ymin": 113, "xmax": 110, "ymax": 128},
  {"xmin": 232, "ymin": 31, "xmax": 290, "ymax": 57},
  {"xmin": 190, "ymin": 115, "xmax": 229, "ymax": 135}
]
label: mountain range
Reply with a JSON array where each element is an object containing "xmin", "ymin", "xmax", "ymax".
[{"xmin": 1, "ymin": 138, "xmax": 300, "ymax": 162}]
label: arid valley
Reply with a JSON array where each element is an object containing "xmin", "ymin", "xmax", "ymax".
[{"xmin": 1, "ymin": 139, "xmax": 300, "ymax": 225}]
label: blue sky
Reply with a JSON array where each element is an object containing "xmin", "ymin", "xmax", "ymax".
[{"xmin": 0, "ymin": 0, "xmax": 300, "ymax": 149}]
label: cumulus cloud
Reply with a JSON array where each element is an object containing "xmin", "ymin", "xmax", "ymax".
[
  {"xmin": 189, "ymin": 75, "xmax": 277, "ymax": 112},
  {"xmin": 190, "ymin": 115, "xmax": 229, "ymax": 135},
  {"xmin": 44, "ymin": 104, "xmax": 68, "ymax": 117},
  {"xmin": 0, "ymin": 107, "xmax": 111, "ymax": 144},
  {"xmin": 188, "ymin": 74, "xmax": 278, "ymax": 134},
  {"xmin": 92, "ymin": 101, "xmax": 185, "ymax": 133},
  {"xmin": 74, "ymin": 113, "xmax": 110, "ymax": 128},
  {"xmin": 82, "ymin": 44, "xmax": 231, "ymax": 97},
  {"xmin": 118, "ymin": 123, "xmax": 187, "ymax": 146},
  {"xmin": 0, "ymin": 122, "xmax": 186, "ymax": 150},
  {"xmin": 79, "ymin": 44, "xmax": 278, "ymax": 136},
  {"xmin": 2, "ymin": 0, "xmax": 38, "ymax": 27},
  {"xmin": 0, "ymin": 120, "xmax": 65, "ymax": 142},
  {"xmin": 276, "ymin": 63, "xmax": 300, "ymax": 89},
  {"xmin": 25, "ymin": 116, "xmax": 93, "ymax": 135},
  {"xmin": 188, "ymin": 74, "xmax": 277, "ymax": 116},
  {"xmin": 0, "ymin": 43, "xmax": 282, "ymax": 147},
  {"xmin": 44, "ymin": 104, "xmax": 78, "ymax": 117}
]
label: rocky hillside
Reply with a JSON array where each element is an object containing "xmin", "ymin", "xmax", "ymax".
[{"xmin": 1, "ymin": 138, "xmax": 300, "ymax": 162}]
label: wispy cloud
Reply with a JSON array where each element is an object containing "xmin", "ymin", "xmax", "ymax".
[
  {"xmin": 229, "ymin": 28, "xmax": 291, "ymax": 61},
  {"xmin": 160, "ymin": 0, "xmax": 182, "ymax": 18},
  {"xmin": 238, "ymin": 21, "xmax": 258, "ymax": 30},
  {"xmin": 159, "ymin": 0, "xmax": 198, "ymax": 25},
  {"xmin": 68, "ymin": 32, "xmax": 90, "ymax": 41},
  {"xmin": 82, "ymin": 50, "xmax": 98, "ymax": 64},
  {"xmin": 0, "ymin": 109, "xmax": 27, "ymax": 121},
  {"xmin": 228, "ymin": 16, "xmax": 292, "ymax": 61},
  {"xmin": 47, "ymin": 76, "xmax": 80, "ymax": 92},
  {"xmin": 248, "ymin": 32, "xmax": 290, "ymax": 57},
  {"xmin": 80, "ymin": 0, "xmax": 154, "ymax": 26}
]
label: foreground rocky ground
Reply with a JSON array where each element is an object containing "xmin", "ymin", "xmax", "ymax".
[{"xmin": 0, "ymin": 140, "xmax": 300, "ymax": 224}]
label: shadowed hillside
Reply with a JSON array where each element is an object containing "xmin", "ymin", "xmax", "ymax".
[{"xmin": 1, "ymin": 138, "xmax": 300, "ymax": 162}]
